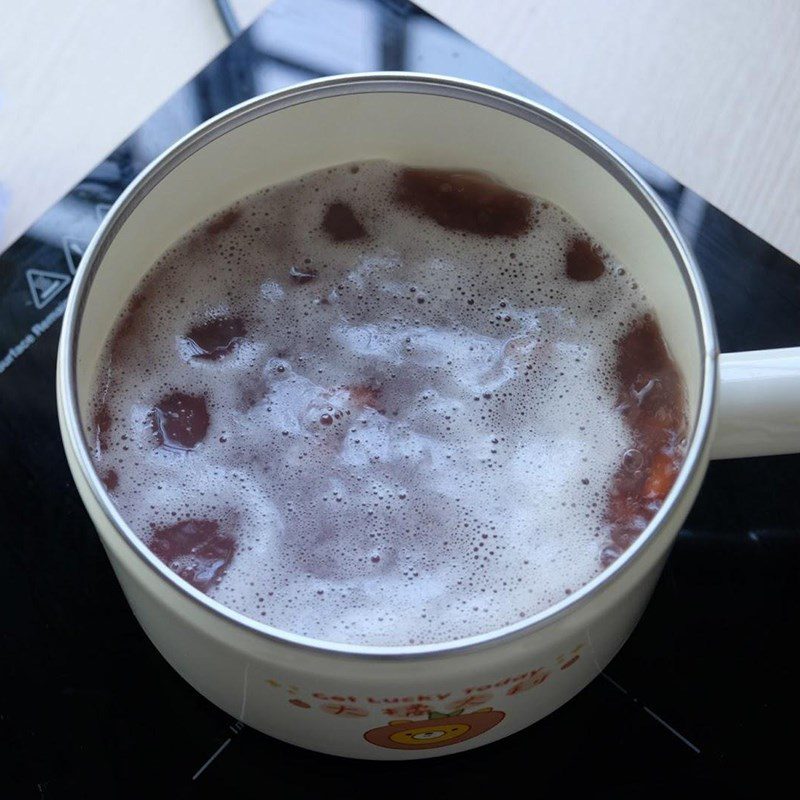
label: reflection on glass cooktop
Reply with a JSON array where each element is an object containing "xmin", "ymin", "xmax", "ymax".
[{"xmin": 1, "ymin": 0, "xmax": 796, "ymax": 795}]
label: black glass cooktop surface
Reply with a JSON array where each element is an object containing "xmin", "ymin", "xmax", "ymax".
[{"xmin": 1, "ymin": 1, "xmax": 797, "ymax": 796}]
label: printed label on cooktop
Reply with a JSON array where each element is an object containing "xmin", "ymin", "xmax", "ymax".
[{"xmin": 0, "ymin": 232, "xmax": 88, "ymax": 376}]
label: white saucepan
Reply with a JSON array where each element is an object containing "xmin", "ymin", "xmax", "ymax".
[{"xmin": 57, "ymin": 74, "xmax": 800, "ymax": 759}]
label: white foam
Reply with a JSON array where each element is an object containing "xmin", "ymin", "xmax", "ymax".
[{"xmin": 90, "ymin": 160, "xmax": 651, "ymax": 645}]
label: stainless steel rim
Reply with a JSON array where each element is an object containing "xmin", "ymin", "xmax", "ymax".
[{"xmin": 58, "ymin": 72, "xmax": 719, "ymax": 660}]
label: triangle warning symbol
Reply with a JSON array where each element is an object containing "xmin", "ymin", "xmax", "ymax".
[
  {"xmin": 26, "ymin": 268, "xmax": 71, "ymax": 310},
  {"xmin": 63, "ymin": 237, "xmax": 86, "ymax": 275}
]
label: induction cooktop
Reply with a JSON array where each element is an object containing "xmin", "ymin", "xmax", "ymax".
[{"xmin": 1, "ymin": 1, "xmax": 797, "ymax": 796}]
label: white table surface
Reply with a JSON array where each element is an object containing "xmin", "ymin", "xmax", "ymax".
[
  {"xmin": 2, "ymin": 0, "xmax": 799, "ymax": 262},
  {"xmin": 0, "ymin": 0, "xmax": 271, "ymax": 252}
]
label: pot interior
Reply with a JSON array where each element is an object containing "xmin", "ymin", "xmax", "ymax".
[{"xmin": 73, "ymin": 80, "xmax": 709, "ymax": 506}]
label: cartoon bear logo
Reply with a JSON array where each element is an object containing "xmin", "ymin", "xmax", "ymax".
[{"xmin": 364, "ymin": 707, "xmax": 505, "ymax": 750}]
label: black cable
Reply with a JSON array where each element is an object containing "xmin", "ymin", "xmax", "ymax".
[{"xmin": 214, "ymin": 0, "xmax": 241, "ymax": 39}]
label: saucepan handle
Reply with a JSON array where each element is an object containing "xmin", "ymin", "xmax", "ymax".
[{"xmin": 711, "ymin": 347, "xmax": 800, "ymax": 459}]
